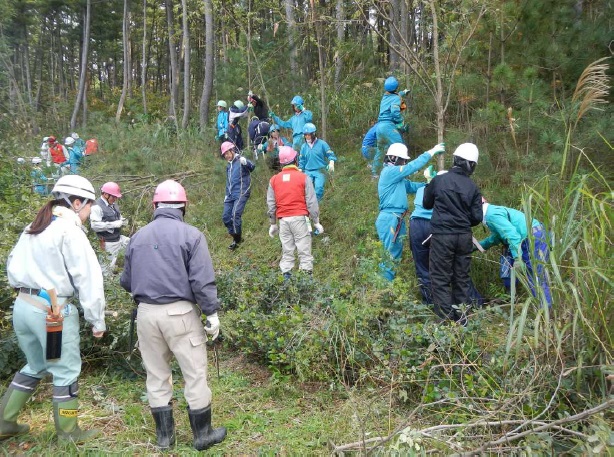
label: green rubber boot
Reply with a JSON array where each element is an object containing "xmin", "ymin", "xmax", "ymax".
[
  {"xmin": 0, "ymin": 387, "xmax": 32, "ymax": 440},
  {"xmin": 53, "ymin": 399, "xmax": 99, "ymax": 443}
]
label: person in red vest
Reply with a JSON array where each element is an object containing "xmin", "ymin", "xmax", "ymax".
[
  {"xmin": 266, "ymin": 146, "xmax": 323, "ymax": 279},
  {"xmin": 47, "ymin": 136, "xmax": 69, "ymax": 174}
]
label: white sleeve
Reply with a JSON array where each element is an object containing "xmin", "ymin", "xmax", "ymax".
[
  {"xmin": 62, "ymin": 228, "xmax": 106, "ymax": 331},
  {"xmin": 89, "ymin": 205, "xmax": 115, "ymax": 232}
]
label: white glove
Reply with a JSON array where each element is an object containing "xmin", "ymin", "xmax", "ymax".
[
  {"xmin": 314, "ymin": 223, "xmax": 324, "ymax": 234},
  {"xmin": 427, "ymin": 143, "xmax": 445, "ymax": 157},
  {"xmin": 205, "ymin": 313, "xmax": 220, "ymax": 341},
  {"xmin": 121, "ymin": 217, "xmax": 128, "ymax": 226},
  {"xmin": 399, "ymin": 88, "xmax": 410, "ymax": 97},
  {"xmin": 327, "ymin": 160, "xmax": 335, "ymax": 173},
  {"xmin": 257, "ymin": 144, "xmax": 265, "ymax": 151},
  {"xmin": 269, "ymin": 224, "xmax": 279, "ymax": 238},
  {"xmin": 240, "ymin": 156, "xmax": 247, "ymax": 165}
]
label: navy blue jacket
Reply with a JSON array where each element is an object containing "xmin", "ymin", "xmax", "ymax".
[{"xmin": 225, "ymin": 155, "xmax": 255, "ymax": 201}]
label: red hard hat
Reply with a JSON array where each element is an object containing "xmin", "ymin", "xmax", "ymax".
[
  {"xmin": 220, "ymin": 141, "xmax": 235, "ymax": 156},
  {"xmin": 153, "ymin": 180, "xmax": 187, "ymax": 204},
  {"xmin": 101, "ymin": 182, "xmax": 122, "ymax": 198},
  {"xmin": 279, "ymin": 146, "xmax": 298, "ymax": 165}
]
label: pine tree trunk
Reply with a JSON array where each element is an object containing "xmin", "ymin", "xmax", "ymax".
[
  {"xmin": 70, "ymin": 0, "xmax": 91, "ymax": 130},
  {"xmin": 199, "ymin": 0, "xmax": 214, "ymax": 130},
  {"xmin": 141, "ymin": 0, "xmax": 148, "ymax": 115},
  {"xmin": 285, "ymin": 0, "xmax": 298, "ymax": 81},
  {"xmin": 181, "ymin": 0, "xmax": 191, "ymax": 128},
  {"xmin": 116, "ymin": 0, "xmax": 130, "ymax": 123},
  {"xmin": 166, "ymin": 0, "xmax": 179, "ymax": 124}
]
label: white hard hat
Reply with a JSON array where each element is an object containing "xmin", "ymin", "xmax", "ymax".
[
  {"xmin": 17, "ymin": 157, "xmax": 25, "ymax": 164},
  {"xmin": 386, "ymin": 143, "xmax": 410, "ymax": 160},
  {"xmin": 42, "ymin": 136, "xmax": 50, "ymax": 142},
  {"xmin": 65, "ymin": 136, "xmax": 75, "ymax": 146},
  {"xmin": 52, "ymin": 175, "xmax": 96, "ymax": 201},
  {"xmin": 452, "ymin": 143, "xmax": 479, "ymax": 163},
  {"xmin": 71, "ymin": 132, "xmax": 80, "ymax": 140},
  {"xmin": 31, "ymin": 157, "xmax": 42, "ymax": 164}
]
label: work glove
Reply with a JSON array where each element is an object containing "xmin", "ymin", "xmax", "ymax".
[
  {"xmin": 399, "ymin": 88, "xmax": 411, "ymax": 97},
  {"xmin": 205, "ymin": 313, "xmax": 220, "ymax": 341},
  {"xmin": 110, "ymin": 220, "xmax": 124, "ymax": 228},
  {"xmin": 427, "ymin": 143, "xmax": 445, "ymax": 157},
  {"xmin": 257, "ymin": 143, "xmax": 265, "ymax": 152},
  {"xmin": 423, "ymin": 165, "xmax": 436, "ymax": 183},
  {"xmin": 327, "ymin": 160, "xmax": 335, "ymax": 173},
  {"xmin": 240, "ymin": 156, "xmax": 247, "ymax": 166},
  {"xmin": 121, "ymin": 217, "xmax": 129, "ymax": 227},
  {"xmin": 314, "ymin": 223, "xmax": 324, "ymax": 234},
  {"xmin": 269, "ymin": 111, "xmax": 276, "ymax": 118},
  {"xmin": 248, "ymin": 90, "xmax": 254, "ymax": 98},
  {"xmin": 269, "ymin": 224, "xmax": 279, "ymax": 238}
]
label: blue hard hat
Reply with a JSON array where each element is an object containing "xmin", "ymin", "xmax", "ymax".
[
  {"xmin": 291, "ymin": 95, "xmax": 304, "ymax": 106},
  {"xmin": 303, "ymin": 123, "xmax": 316, "ymax": 134},
  {"xmin": 270, "ymin": 124, "xmax": 280, "ymax": 132},
  {"xmin": 384, "ymin": 76, "xmax": 399, "ymax": 92}
]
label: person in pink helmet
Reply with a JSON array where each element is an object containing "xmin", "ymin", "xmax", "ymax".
[
  {"xmin": 266, "ymin": 146, "xmax": 323, "ymax": 279},
  {"xmin": 89, "ymin": 182, "xmax": 130, "ymax": 276},
  {"xmin": 120, "ymin": 180, "xmax": 226, "ymax": 451},
  {"xmin": 220, "ymin": 141, "xmax": 255, "ymax": 250}
]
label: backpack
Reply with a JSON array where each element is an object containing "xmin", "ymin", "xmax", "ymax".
[{"xmin": 252, "ymin": 120, "xmax": 270, "ymax": 146}]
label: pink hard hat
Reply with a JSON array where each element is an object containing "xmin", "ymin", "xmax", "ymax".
[
  {"xmin": 220, "ymin": 141, "xmax": 235, "ymax": 156},
  {"xmin": 101, "ymin": 182, "xmax": 122, "ymax": 198},
  {"xmin": 279, "ymin": 146, "xmax": 298, "ymax": 165},
  {"xmin": 153, "ymin": 180, "xmax": 187, "ymax": 204}
]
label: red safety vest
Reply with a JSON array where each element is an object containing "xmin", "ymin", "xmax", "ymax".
[
  {"xmin": 269, "ymin": 166, "xmax": 308, "ymax": 218},
  {"xmin": 49, "ymin": 144, "xmax": 66, "ymax": 164}
]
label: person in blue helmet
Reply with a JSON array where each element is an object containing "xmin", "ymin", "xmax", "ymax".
[
  {"xmin": 376, "ymin": 142, "xmax": 444, "ymax": 281},
  {"xmin": 270, "ymin": 95, "xmax": 313, "ymax": 152},
  {"xmin": 215, "ymin": 101, "xmax": 229, "ymax": 142},
  {"xmin": 262, "ymin": 124, "xmax": 291, "ymax": 172},
  {"xmin": 361, "ymin": 122, "xmax": 381, "ymax": 179},
  {"xmin": 376, "ymin": 76, "xmax": 410, "ymax": 158},
  {"xmin": 410, "ymin": 166, "xmax": 485, "ymax": 307},
  {"xmin": 477, "ymin": 200, "xmax": 553, "ymax": 308},
  {"xmin": 297, "ymin": 123, "xmax": 337, "ymax": 202}
]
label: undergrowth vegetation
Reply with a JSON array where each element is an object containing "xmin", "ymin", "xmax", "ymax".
[{"xmin": 0, "ymin": 78, "xmax": 612, "ymax": 453}]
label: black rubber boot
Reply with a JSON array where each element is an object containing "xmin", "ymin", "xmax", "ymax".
[
  {"xmin": 228, "ymin": 233, "xmax": 242, "ymax": 250},
  {"xmin": 188, "ymin": 405, "xmax": 227, "ymax": 451},
  {"xmin": 151, "ymin": 405, "xmax": 175, "ymax": 449}
]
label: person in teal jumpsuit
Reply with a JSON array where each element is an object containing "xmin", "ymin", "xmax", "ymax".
[
  {"xmin": 376, "ymin": 142, "xmax": 444, "ymax": 281},
  {"xmin": 270, "ymin": 95, "xmax": 313, "ymax": 152},
  {"xmin": 376, "ymin": 76, "xmax": 410, "ymax": 159},
  {"xmin": 297, "ymin": 123, "xmax": 337, "ymax": 202}
]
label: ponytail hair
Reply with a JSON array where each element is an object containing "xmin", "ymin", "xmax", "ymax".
[{"xmin": 26, "ymin": 198, "xmax": 74, "ymax": 235}]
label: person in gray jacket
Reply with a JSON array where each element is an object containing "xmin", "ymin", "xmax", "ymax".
[{"xmin": 120, "ymin": 180, "xmax": 226, "ymax": 451}]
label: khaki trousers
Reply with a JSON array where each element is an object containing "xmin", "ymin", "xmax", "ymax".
[
  {"xmin": 137, "ymin": 300, "xmax": 211, "ymax": 409},
  {"xmin": 279, "ymin": 216, "xmax": 313, "ymax": 273}
]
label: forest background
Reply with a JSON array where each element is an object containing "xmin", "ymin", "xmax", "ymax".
[{"xmin": 0, "ymin": 0, "xmax": 612, "ymax": 454}]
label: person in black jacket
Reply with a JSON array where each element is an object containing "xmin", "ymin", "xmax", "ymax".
[
  {"xmin": 423, "ymin": 143, "xmax": 483, "ymax": 324},
  {"xmin": 247, "ymin": 92, "xmax": 269, "ymax": 121}
]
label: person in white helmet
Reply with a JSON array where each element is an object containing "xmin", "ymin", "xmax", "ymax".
[
  {"xmin": 375, "ymin": 142, "xmax": 445, "ymax": 281},
  {"xmin": 90, "ymin": 182, "xmax": 130, "ymax": 276},
  {"xmin": 65, "ymin": 137, "xmax": 84, "ymax": 175},
  {"xmin": 2, "ymin": 175, "xmax": 105, "ymax": 443},
  {"xmin": 423, "ymin": 143, "xmax": 483, "ymax": 325},
  {"xmin": 30, "ymin": 157, "xmax": 50, "ymax": 196},
  {"xmin": 215, "ymin": 101, "xmax": 229, "ymax": 142}
]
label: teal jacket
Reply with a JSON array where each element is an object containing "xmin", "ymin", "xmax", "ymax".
[
  {"xmin": 378, "ymin": 152, "xmax": 430, "ymax": 213},
  {"xmin": 298, "ymin": 138, "xmax": 337, "ymax": 172},
  {"xmin": 480, "ymin": 204, "xmax": 540, "ymax": 259},
  {"xmin": 410, "ymin": 186, "xmax": 432, "ymax": 220}
]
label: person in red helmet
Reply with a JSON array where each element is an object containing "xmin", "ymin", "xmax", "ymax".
[
  {"xmin": 267, "ymin": 146, "xmax": 323, "ymax": 279},
  {"xmin": 47, "ymin": 136, "xmax": 69, "ymax": 175},
  {"xmin": 89, "ymin": 182, "xmax": 130, "ymax": 276},
  {"xmin": 120, "ymin": 180, "xmax": 226, "ymax": 451}
]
